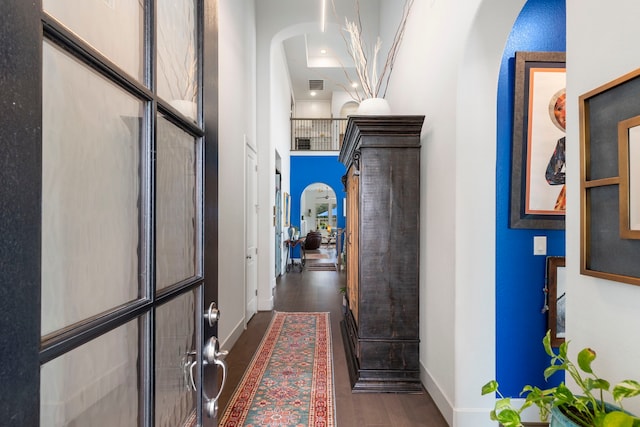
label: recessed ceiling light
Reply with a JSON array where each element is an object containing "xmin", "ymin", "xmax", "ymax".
[
  {"xmin": 310, "ymin": 91, "xmax": 317, "ymax": 96},
  {"xmin": 351, "ymin": 82, "xmax": 358, "ymax": 88},
  {"xmin": 320, "ymin": 49, "xmax": 327, "ymax": 54}
]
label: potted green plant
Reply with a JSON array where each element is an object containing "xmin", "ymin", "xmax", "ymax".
[{"xmin": 481, "ymin": 331, "xmax": 640, "ymax": 427}]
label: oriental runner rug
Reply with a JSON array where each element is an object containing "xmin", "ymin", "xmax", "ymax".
[{"xmin": 219, "ymin": 312, "xmax": 335, "ymax": 427}]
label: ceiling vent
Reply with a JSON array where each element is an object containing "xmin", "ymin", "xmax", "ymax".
[{"xmin": 309, "ymin": 79, "xmax": 324, "ymax": 91}]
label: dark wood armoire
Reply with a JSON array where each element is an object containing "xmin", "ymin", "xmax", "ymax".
[{"xmin": 339, "ymin": 115, "xmax": 425, "ymax": 393}]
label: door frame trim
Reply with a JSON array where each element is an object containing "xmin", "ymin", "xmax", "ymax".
[{"xmin": 0, "ymin": 0, "xmax": 42, "ymax": 423}]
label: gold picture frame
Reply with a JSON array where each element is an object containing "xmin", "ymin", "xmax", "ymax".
[
  {"xmin": 579, "ymin": 67, "xmax": 640, "ymax": 286},
  {"xmin": 618, "ymin": 115, "xmax": 640, "ymax": 239}
]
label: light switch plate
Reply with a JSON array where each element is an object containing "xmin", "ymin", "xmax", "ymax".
[{"xmin": 533, "ymin": 236, "xmax": 547, "ymax": 255}]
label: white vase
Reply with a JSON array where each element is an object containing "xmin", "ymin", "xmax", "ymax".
[{"xmin": 356, "ymin": 97, "xmax": 391, "ymax": 115}]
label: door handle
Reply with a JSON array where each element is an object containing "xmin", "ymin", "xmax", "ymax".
[
  {"xmin": 204, "ymin": 302, "xmax": 220, "ymax": 327},
  {"xmin": 182, "ymin": 351, "xmax": 198, "ymax": 391},
  {"xmin": 185, "ymin": 337, "xmax": 229, "ymax": 418},
  {"xmin": 203, "ymin": 336, "xmax": 228, "ymax": 365},
  {"xmin": 203, "ymin": 336, "xmax": 228, "ymax": 418}
]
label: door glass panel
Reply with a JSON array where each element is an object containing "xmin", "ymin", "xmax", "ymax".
[
  {"xmin": 43, "ymin": 0, "xmax": 143, "ymax": 81},
  {"xmin": 41, "ymin": 40, "xmax": 143, "ymax": 336},
  {"xmin": 157, "ymin": 0, "xmax": 198, "ymax": 121},
  {"xmin": 156, "ymin": 116, "xmax": 198, "ymax": 289},
  {"xmin": 40, "ymin": 318, "xmax": 141, "ymax": 426},
  {"xmin": 155, "ymin": 289, "xmax": 197, "ymax": 426}
]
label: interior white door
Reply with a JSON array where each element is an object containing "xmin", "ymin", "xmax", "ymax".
[{"xmin": 245, "ymin": 143, "xmax": 259, "ymax": 322}]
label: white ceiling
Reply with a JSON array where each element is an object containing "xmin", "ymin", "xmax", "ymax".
[
  {"xmin": 280, "ymin": 0, "xmax": 383, "ymax": 103},
  {"xmin": 283, "ymin": 29, "xmax": 357, "ymax": 102}
]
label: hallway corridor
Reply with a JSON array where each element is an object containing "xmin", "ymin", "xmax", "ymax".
[{"xmin": 218, "ymin": 267, "xmax": 448, "ymax": 426}]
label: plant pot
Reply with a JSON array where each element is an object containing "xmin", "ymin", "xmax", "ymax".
[
  {"xmin": 550, "ymin": 401, "xmax": 634, "ymax": 427},
  {"xmin": 356, "ymin": 98, "xmax": 391, "ymax": 115},
  {"xmin": 550, "ymin": 406, "xmax": 579, "ymax": 427}
]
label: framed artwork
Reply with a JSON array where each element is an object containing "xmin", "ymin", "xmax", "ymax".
[
  {"xmin": 580, "ymin": 67, "xmax": 640, "ymax": 286},
  {"xmin": 618, "ymin": 115, "xmax": 640, "ymax": 239},
  {"xmin": 510, "ymin": 51, "xmax": 566, "ymax": 229},
  {"xmin": 283, "ymin": 192, "xmax": 291, "ymax": 227},
  {"xmin": 546, "ymin": 256, "xmax": 566, "ymax": 347}
]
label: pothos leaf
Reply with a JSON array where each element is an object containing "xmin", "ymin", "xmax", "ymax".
[
  {"xmin": 613, "ymin": 380, "xmax": 640, "ymax": 402},
  {"xmin": 577, "ymin": 348, "xmax": 597, "ymax": 374},
  {"xmin": 493, "ymin": 408, "xmax": 523, "ymax": 427},
  {"xmin": 482, "ymin": 380, "xmax": 499, "ymax": 395},
  {"xmin": 602, "ymin": 410, "xmax": 634, "ymax": 427},
  {"xmin": 585, "ymin": 378, "xmax": 610, "ymax": 392},
  {"xmin": 543, "ymin": 330, "xmax": 554, "ymax": 357}
]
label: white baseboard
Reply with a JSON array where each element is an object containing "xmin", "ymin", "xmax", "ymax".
[
  {"xmin": 220, "ymin": 316, "xmax": 246, "ymax": 353},
  {"xmin": 421, "ymin": 362, "xmax": 517, "ymax": 426},
  {"xmin": 453, "ymin": 409, "xmax": 498, "ymax": 427},
  {"xmin": 421, "ymin": 362, "xmax": 454, "ymax": 426}
]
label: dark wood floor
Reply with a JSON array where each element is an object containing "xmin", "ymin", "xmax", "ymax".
[{"xmin": 217, "ymin": 265, "xmax": 449, "ymax": 427}]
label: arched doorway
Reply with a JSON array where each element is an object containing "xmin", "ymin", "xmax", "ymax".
[
  {"xmin": 339, "ymin": 101, "xmax": 358, "ymax": 117},
  {"xmin": 300, "ymin": 182, "xmax": 337, "ymax": 241}
]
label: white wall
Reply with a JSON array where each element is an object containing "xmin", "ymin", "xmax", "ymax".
[
  {"xmin": 383, "ymin": 0, "xmax": 523, "ymax": 425},
  {"xmin": 566, "ymin": 0, "xmax": 640, "ymax": 417},
  {"xmin": 269, "ymin": 41, "xmax": 295, "ymax": 301},
  {"xmin": 295, "ymin": 100, "xmax": 331, "ymax": 118},
  {"xmin": 331, "ymin": 91, "xmax": 357, "ymax": 117},
  {"xmin": 218, "ymin": 0, "xmax": 257, "ymax": 350}
]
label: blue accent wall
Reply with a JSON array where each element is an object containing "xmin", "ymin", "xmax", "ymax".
[
  {"xmin": 496, "ymin": 0, "xmax": 566, "ymax": 396},
  {"xmin": 290, "ymin": 154, "xmax": 347, "ymax": 241}
]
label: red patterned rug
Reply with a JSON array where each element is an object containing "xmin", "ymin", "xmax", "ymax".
[
  {"xmin": 305, "ymin": 262, "xmax": 337, "ymax": 272},
  {"xmin": 219, "ymin": 312, "xmax": 335, "ymax": 427}
]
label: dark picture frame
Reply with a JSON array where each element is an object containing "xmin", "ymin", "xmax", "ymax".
[
  {"xmin": 546, "ymin": 256, "xmax": 566, "ymax": 347},
  {"xmin": 579, "ymin": 67, "xmax": 640, "ymax": 286},
  {"xmin": 510, "ymin": 51, "xmax": 566, "ymax": 229}
]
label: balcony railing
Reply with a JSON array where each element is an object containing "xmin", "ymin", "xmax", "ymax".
[{"xmin": 291, "ymin": 118, "xmax": 348, "ymax": 151}]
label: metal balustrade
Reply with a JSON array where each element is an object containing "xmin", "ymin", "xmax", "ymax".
[{"xmin": 290, "ymin": 118, "xmax": 348, "ymax": 151}]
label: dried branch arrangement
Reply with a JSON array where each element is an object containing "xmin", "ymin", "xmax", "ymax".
[{"xmin": 334, "ymin": 0, "xmax": 415, "ymax": 102}]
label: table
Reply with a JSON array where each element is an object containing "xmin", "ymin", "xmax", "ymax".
[{"xmin": 284, "ymin": 239, "xmax": 305, "ymax": 272}]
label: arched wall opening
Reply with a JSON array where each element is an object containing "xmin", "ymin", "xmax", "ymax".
[
  {"xmin": 495, "ymin": 0, "xmax": 566, "ymax": 397},
  {"xmin": 299, "ymin": 182, "xmax": 338, "ymax": 237},
  {"xmin": 339, "ymin": 101, "xmax": 358, "ymax": 118},
  {"xmin": 289, "ymin": 156, "xmax": 346, "ymax": 245},
  {"xmin": 444, "ymin": 0, "xmax": 527, "ymax": 424},
  {"xmin": 452, "ymin": 1, "xmax": 565, "ymax": 422}
]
